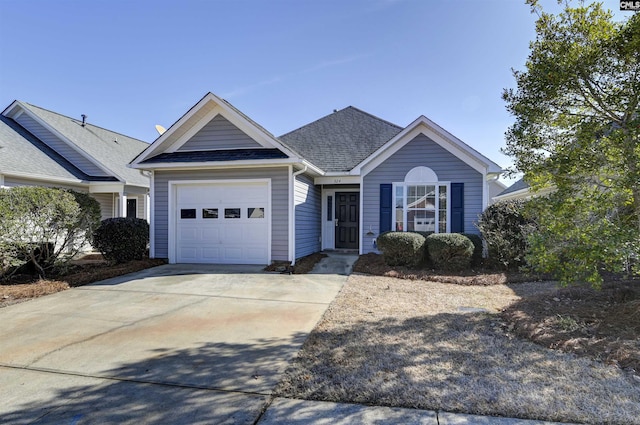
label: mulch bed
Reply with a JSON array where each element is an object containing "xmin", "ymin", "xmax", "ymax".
[
  {"xmin": 353, "ymin": 252, "xmax": 546, "ymax": 286},
  {"xmin": 503, "ymin": 279, "xmax": 640, "ymax": 373},
  {"xmin": 1, "ymin": 256, "xmax": 166, "ymax": 308},
  {"xmin": 264, "ymin": 252, "xmax": 327, "ymax": 274}
]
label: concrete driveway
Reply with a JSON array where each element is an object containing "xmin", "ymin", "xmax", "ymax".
[{"xmin": 0, "ymin": 264, "xmax": 345, "ymax": 424}]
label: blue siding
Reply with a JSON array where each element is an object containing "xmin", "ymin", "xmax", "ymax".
[
  {"xmin": 362, "ymin": 134, "xmax": 483, "ymax": 253},
  {"xmin": 178, "ymin": 114, "xmax": 262, "ymax": 151},
  {"xmin": 294, "ymin": 172, "xmax": 321, "ymax": 258},
  {"xmin": 153, "ymin": 167, "xmax": 289, "ymax": 261}
]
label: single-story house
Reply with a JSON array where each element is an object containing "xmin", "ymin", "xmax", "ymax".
[
  {"xmin": 0, "ymin": 101, "xmax": 150, "ymax": 220},
  {"xmin": 130, "ymin": 92, "xmax": 503, "ymax": 265},
  {"xmin": 492, "ymin": 177, "xmax": 554, "ymax": 203}
]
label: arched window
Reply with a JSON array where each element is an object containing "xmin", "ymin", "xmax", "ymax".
[{"xmin": 393, "ymin": 167, "xmax": 449, "ymax": 233}]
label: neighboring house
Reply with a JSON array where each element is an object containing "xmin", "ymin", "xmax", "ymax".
[
  {"xmin": 492, "ymin": 177, "xmax": 554, "ymax": 203},
  {"xmin": 130, "ymin": 92, "xmax": 503, "ymax": 265},
  {"xmin": 493, "ymin": 177, "xmax": 531, "ymax": 202},
  {"xmin": 0, "ymin": 101, "xmax": 150, "ymax": 220}
]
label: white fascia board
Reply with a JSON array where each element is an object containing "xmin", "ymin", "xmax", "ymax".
[
  {"xmin": 9, "ymin": 102, "xmax": 122, "ymax": 181},
  {"xmin": 301, "ymin": 159, "xmax": 325, "ymax": 176},
  {"xmin": 354, "ymin": 116, "xmax": 501, "ymax": 177},
  {"xmin": 164, "ymin": 104, "xmax": 284, "ymax": 153},
  {"xmin": 129, "ymin": 158, "xmax": 299, "ymax": 171},
  {"xmin": 132, "ymin": 92, "xmax": 301, "ymax": 165},
  {"xmin": 314, "ymin": 175, "xmax": 360, "ymax": 185},
  {"xmin": 131, "ymin": 93, "xmax": 216, "ymax": 165},
  {"xmin": 2, "ymin": 170, "xmax": 85, "ymax": 185},
  {"xmin": 89, "ymin": 182, "xmax": 126, "ymax": 193},
  {"xmin": 493, "ymin": 188, "xmax": 531, "ymax": 202},
  {"xmin": 2, "ymin": 100, "xmax": 21, "ymax": 116},
  {"xmin": 493, "ymin": 186, "xmax": 555, "ymax": 202}
]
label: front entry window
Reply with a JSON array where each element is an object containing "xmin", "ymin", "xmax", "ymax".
[
  {"xmin": 393, "ymin": 167, "xmax": 449, "ymax": 234},
  {"xmin": 395, "ymin": 184, "xmax": 447, "ymax": 232}
]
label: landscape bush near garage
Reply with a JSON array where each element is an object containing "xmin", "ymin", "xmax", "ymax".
[{"xmin": 0, "ymin": 186, "xmax": 101, "ymax": 278}]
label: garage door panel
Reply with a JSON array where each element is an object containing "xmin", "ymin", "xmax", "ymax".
[
  {"xmin": 246, "ymin": 247, "xmax": 267, "ymax": 261},
  {"xmin": 222, "ymin": 225, "xmax": 243, "ymax": 242},
  {"xmin": 175, "ymin": 182, "xmax": 270, "ymax": 264},
  {"xmin": 179, "ymin": 227, "xmax": 199, "ymax": 242},
  {"xmin": 202, "ymin": 227, "xmax": 219, "ymax": 240},
  {"xmin": 202, "ymin": 247, "xmax": 221, "ymax": 261},
  {"xmin": 178, "ymin": 247, "xmax": 198, "ymax": 262}
]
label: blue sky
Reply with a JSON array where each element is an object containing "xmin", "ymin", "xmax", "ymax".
[{"xmin": 0, "ymin": 0, "xmax": 630, "ymax": 183}]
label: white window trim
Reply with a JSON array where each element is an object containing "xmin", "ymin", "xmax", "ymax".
[{"xmin": 392, "ymin": 181, "xmax": 451, "ymax": 233}]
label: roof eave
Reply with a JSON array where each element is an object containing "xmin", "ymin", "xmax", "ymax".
[{"xmin": 130, "ymin": 157, "xmax": 301, "ymax": 170}]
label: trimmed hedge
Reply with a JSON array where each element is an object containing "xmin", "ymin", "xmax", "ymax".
[
  {"xmin": 376, "ymin": 231, "xmax": 426, "ymax": 267},
  {"xmin": 93, "ymin": 218, "xmax": 149, "ymax": 264},
  {"xmin": 461, "ymin": 233, "xmax": 484, "ymax": 266},
  {"xmin": 426, "ymin": 233, "xmax": 474, "ymax": 271}
]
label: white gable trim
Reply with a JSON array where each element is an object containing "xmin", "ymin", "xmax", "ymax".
[
  {"xmin": 165, "ymin": 105, "xmax": 270, "ymax": 153},
  {"xmin": 353, "ymin": 116, "xmax": 502, "ymax": 177},
  {"xmin": 3, "ymin": 101, "xmax": 122, "ymax": 182},
  {"xmin": 131, "ymin": 92, "xmax": 301, "ymax": 165}
]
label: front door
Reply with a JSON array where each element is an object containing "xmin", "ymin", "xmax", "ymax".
[{"xmin": 335, "ymin": 192, "xmax": 359, "ymax": 249}]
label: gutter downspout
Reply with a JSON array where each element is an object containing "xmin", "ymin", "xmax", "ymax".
[{"xmin": 290, "ymin": 165, "xmax": 308, "ymax": 266}]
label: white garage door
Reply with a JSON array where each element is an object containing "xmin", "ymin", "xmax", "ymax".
[{"xmin": 174, "ymin": 181, "xmax": 270, "ymax": 264}]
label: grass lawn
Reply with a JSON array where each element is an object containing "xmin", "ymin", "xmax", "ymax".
[{"xmin": 275, "ymin": 254, "xmax": 640, "ymax": 425}]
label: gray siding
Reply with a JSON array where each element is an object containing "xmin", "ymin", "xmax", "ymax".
[
  {"xmin": 294, "ymin": 173, "xmax": 321, "ymax": 259},
  {"xmin": 178, "ymin": 114, "xmax": 262, "ymax": 151},
  {"xmin": 14, "ymin": 113, "xmax": 110, "ymax": 177},
  {"xmin": 153, "ymin": 167, "xmax": 289, "ymax": 261},
  {"xmin": 362, "ymin": 134, "xmax": 483, "ymax": 253},
  {"xmin": 92, "ymin": 193, "xmax": 114, "ymax": 220}
]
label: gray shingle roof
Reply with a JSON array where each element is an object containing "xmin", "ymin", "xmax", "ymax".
[
  {"xmin": 278, "ymin": 107, "xmax": 403, "ymax": 172},
  {"xmin": 497, "ymin": 177, "xmax": 529, "ymax": 197},
  {"xmin": 142, "ymin": 149, "xmax": 288, "ymax": 164},
  {"xmin": 19, "ymin": 103, "xmax": 150, "ymax": 186},
  {"xmin": 0, "ymin": 115, "xmax": 117, "ymax": 182}
]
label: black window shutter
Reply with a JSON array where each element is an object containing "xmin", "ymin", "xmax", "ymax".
[
  {"xmin": 450, "ymin": 182, "xmax": 464, "ymax": 233},
  {"xmin": 379, "ymin": 184, "xmax": 392, "ymax": 233}
]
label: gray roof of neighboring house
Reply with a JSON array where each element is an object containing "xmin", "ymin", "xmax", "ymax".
[
  {"xmin": 0, "ymin": 115, "xmax": 116, "ymax": 183},
  {"xmin": 142, "ymin": 149, "xmax": 288, "ymax": 164},
  {"xmin": 19, "ymin": 103, "xmax": 150, "ymax": 187},
  {"xmin": 278, "ymin": 106, "xmax": 403, "ymax": 172},
  {"xmin": 497, "ymin": 177, "xmax": 529, "ymax": 197}
]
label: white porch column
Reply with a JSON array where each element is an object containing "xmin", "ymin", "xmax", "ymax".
[{"xmin": 120, "ymin": 192, "xmax": 127, "ymax": 218}]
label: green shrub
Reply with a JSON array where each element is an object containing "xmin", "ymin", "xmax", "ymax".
[
  {"xmin": 0, "ymin": 187, "xmax": 101, "ymax": 278},
  {"xmin": 461, "ymin": 233, "xmax": 483, "ymax": 266},
  {"xmin": 376, "ymin": 231, "xmax": 426, "ymax": 267},
  {"xmin": 476, "ymin": 199, "xmax": 537, "ymax": 270},
  {"xmin": 426, "ymin": 233, "xmax": 474, "ymax": 271},
  {"xmin": 93, "ymin": 218, "xmax": 149, "ymax": 264}
]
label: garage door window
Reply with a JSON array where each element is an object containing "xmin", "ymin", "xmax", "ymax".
[
  {"xmin": 203, "ymin": 208, "xmax": 218, "ymax": 219},
  {"xmin": 180, "ymin": 209, "xmax": 196, "ymax": 219},
  {"xmin": 225, "ymin": 208, "xmax": 241, "ymax": 218},
  {"xmin": 248, "ymin": 207, "xmax": 265, "ymax": 218}
]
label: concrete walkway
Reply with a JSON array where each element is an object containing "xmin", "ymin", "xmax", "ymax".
[{"xmin": 0, "ymin": 256, "xmax": 574, "ymax": 424}]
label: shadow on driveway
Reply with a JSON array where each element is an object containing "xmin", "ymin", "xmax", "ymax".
[{"xmin": 1, "ymin": 335, "xmax": 309, "ymax": 424}]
